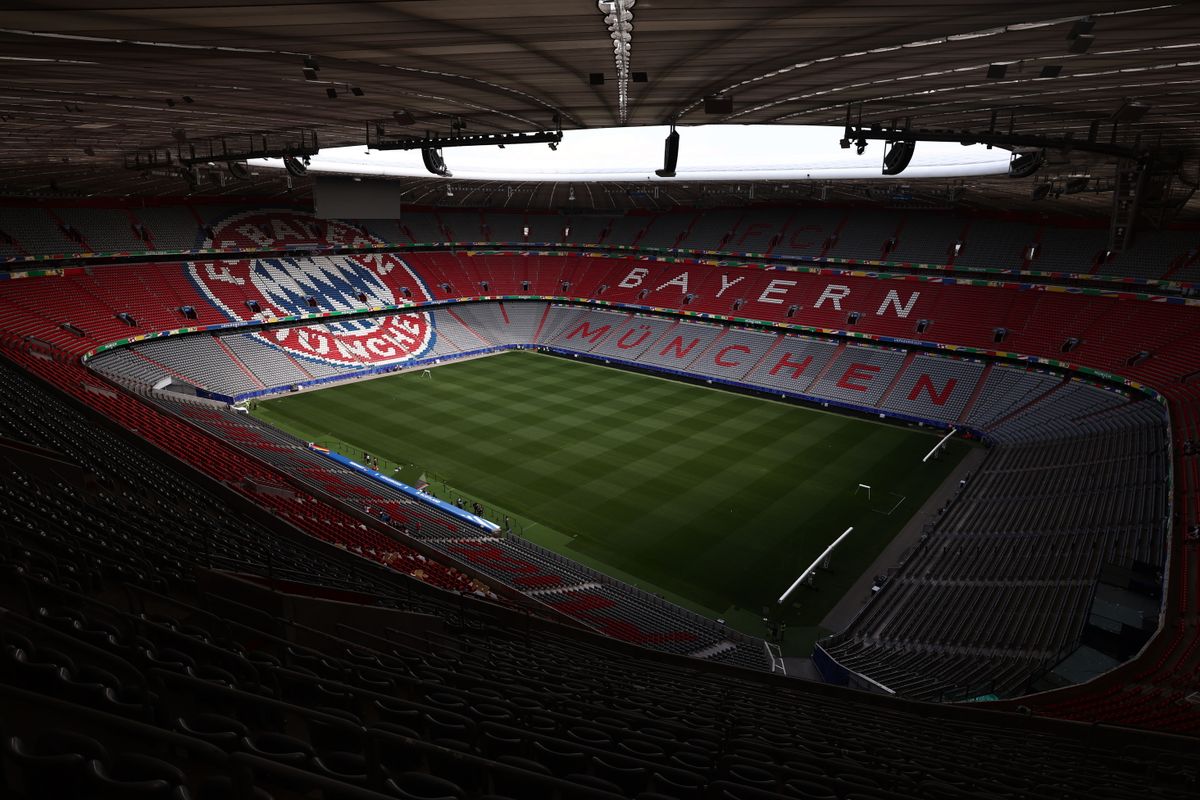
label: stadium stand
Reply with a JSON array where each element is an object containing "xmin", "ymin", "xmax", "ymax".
[
  {"xmin": 130, "ymin": 206, "xmax": 204, "ymax": 250},
  {"xmin": 774, "ymin": 208, "xmax": 846, "ymax": 258},
  {"xmin": 881, "ymin": 354, "xmax": 986, "ymax": 424},
  {"xmin": 890, "ymin": 212, "xmax": 958, "ymax": 264},
  {"xmin": 803, "ymin": 344, "xmax": 910, "ymax": 408},
  {"xmin": 602, "ymin": 215, "xmax": 650, "ymax": 248},
  {"xmin": 686, "ymin": 327, "xmax": 779, "ymax": 382},
  {"xmin": 483, "ymin": 211, "xmax": 524, "ymax": 243},
  {"xmin": 5, "ymin": 204, "xmax": 1200, "ymax": 286},
  {"xmin": 0, "ymin": 209, "xmax": 1198, "ymax": 740},
  {"xmin": 681, "ymin": 209, "xmax": 742, "ymax": 251},
  {"xmin": 0, "ymin": 339, "xmax": 1196, "ymax": 798},
  {"xmin": 720, "ymin": 209, "xmax": 795, "ymax": 254},
  {"xmin": 563, "ymin": 215, "xmax": 613, "ymax": 247},
  {"xmin": 743, "ymin": 336, "xmax": 843, "ymax": 395},
  {"xmin": 132, "ymin": 335, "xmax": 261, "ymax": 397},
  {"xmin": 822, "ymin": 388, "xmax": 1169, "ymax": 701},
  {"xmin": 1, "ymin": 380, "xmax": 1195, "ymax": 799},
  {"xmin": 52, "ymin": 206, "xmax": 147, "ymax": 252},
  {"xmin": 223, "ymin": 332, "xmax": 313, "ymax": 387},
  {"xmin": 826, "ymin": 212, "xmax": 898, "ymax": 261},
  {"xmin": 0, "ymin": 206, "xmax": 79, "ymax": 254},
  {"xmin": 1031, "ymin": 226, "xmax": 1109, "ymax": 275},
  {"xmin": 148, "ymin": 394, "xmax": 766, "ymax": 668},
  {"xmin": 8, "ymin": 1, "xmax": 1200, "ymax": 791},
  {"xmin": 953, "ymin": 219, "xmax": 1036, "ymax": 272},
  {"xmin": 77, "ymin": 284, "xmax": 1175, "ymax": 703}
]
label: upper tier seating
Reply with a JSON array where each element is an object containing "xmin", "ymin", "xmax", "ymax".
[
  {"xmin": 130, "ymin": 206, "xmax": 204, "ymax": 249},
  {"xmin": 0, "ymin": 207, "xmax": 78, "ymax": 254},
  {"xmin": 6, "ymin": 204, "xmax": 1200, "ymax": 286},
  {"xmin": 52, "ymin": 207, "xmax": 147, "ymax": 252}
]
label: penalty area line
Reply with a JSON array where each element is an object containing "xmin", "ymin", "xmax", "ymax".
[{"xmin": 871, "ymin": 492, "xmax": 907, "ymax": 516}]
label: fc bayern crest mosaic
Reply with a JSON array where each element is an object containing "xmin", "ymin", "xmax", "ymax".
[{"xmin": 188, "ymin": 212, "xmax": 435, "ymax": 367}]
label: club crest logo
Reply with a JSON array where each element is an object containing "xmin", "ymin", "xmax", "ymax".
[{"xmin": 188, "ymin": 212, "xmax": 435, "ymax": 367}]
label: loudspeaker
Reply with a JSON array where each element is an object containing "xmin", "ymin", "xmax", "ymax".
[
  {"xmin": 654, "ymin": 130, "xmax": 679, "ymax": 178},
  {"xmin": 703, "ymin": 96, "xmax": 733, "ymax": 114}
]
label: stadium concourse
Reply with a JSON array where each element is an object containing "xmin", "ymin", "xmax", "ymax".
[{"xmin": 0, "ymin": 200, "xmax": 1196, "ymax": 798}]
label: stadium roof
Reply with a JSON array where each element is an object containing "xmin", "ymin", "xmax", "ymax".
[{"xmin": 1, "ymin": 1, "xmax": 1198, "ymax": 216}]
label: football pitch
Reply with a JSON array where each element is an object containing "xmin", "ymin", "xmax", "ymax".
[{"xmin": 252, "ymin": 350, "xmax": 971, "ymax": 652}]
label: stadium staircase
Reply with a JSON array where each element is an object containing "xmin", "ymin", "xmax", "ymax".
[
  {"xmin": 800, "ymin": 341, "xmax": 847, "ymax": 394},
  {"xmin": 275, "ymin": 346, "xmax": 317, "ymax": 381},
  {"xmin": 213, "ymin": 336, "xmax": 265, "ymax": 390},
  {"xmin": 444, "ymin": 307, "xmax": 494, "ymax": 347},
  {"xmin": 875, "ymin": 351, "xmax": 918, "ymax": 406}
]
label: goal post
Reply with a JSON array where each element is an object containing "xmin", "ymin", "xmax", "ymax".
[
  {"xmin": 778, "ymin": 526, "xmax": 854, "ymax": 604},
  {"xmin": 855, "ymin": 483, "xmax": 872, "ymax": 500},
  {"xmin": 922, "ymin": 427, "xmax": 957, "ymax": 463}
]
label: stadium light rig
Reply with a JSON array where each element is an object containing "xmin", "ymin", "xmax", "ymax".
[
  {"xmin": 123, "ymin": 127, "xmax": 319, "ymax": 185},
  {"xmin": 366, "ymin": 116, "xmax": 564, "ymax": 177},
  {"xmin": 840, "ymin": 118, "xmax": 1146, "ymax": 168}
]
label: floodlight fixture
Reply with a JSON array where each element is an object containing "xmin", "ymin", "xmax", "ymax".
[
  {"xmin": 881, "ymin": 139, "xmax": 916, "ymax": 176},
  {"xmin": 283, "ymin": 156, "xmax": 308, "ymax": 177},
  {"xmin": 704, "ymin": 96, "xmax": 733, "ymax": 115},
  {"xmin": 421, "ymin": 146, "xmax": 450, "ymax": 177},
  {"xmin": 1008, "ymin": 149, "xmax": 1045, "ymax": 179},
  {"xmin": 1063, "ymin": 175, "xmax": 1090, "ymax": 194}
]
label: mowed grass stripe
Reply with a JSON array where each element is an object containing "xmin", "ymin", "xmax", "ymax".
[{"xmin": 253, "ymin": 350, "xmax": 971, "ymax": 649}]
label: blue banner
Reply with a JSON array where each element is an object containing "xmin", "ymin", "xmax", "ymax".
[{"xmin": 306, "ymin": 444, "xmax": 501, "ymax": 533}]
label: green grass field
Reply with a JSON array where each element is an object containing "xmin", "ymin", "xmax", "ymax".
[{"xmin": 252, "ymin": 350, "xmax": 971, "ymax": 652}]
